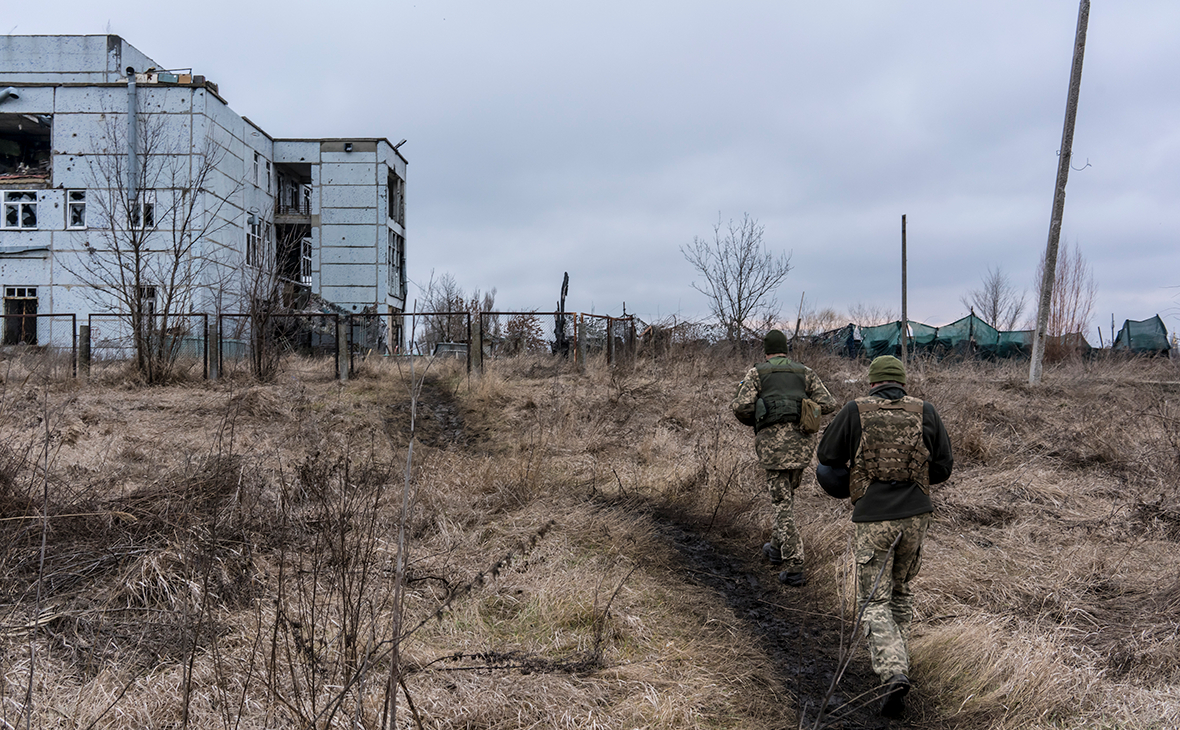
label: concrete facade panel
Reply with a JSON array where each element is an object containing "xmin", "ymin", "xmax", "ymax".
[
  {"xmin": 0, "ymin": 231, "xmax": 52, "ymax": 254},
  {"xmin": 320, "ymin": 244, "xmax": 377, "ymax": 266},
  {"xmin": 0, "ymin": 86, "xmax": 55, "ymax": 113},
  {"xmin": 321, "ymin": 225, "xmax": 377, "ymax": 249},
  {"xmin": 321, "ymin": 208, "xmax": 378, "ymax": 226},
  {"xmin": 321, "ymin": 186, "xmax": 377, "ymax": 209},
  {"xmin": 322, "ymin": 150, "xmax": 377, "ymax": 164},
  {"xmin": 320, "ymin": 262, "xmax": 378, "ymax": 288},
  {"xmin": 321, "ymin": 162, "xmax": 377, "ymax": 187},
  {"xmin": 274, "ymin": 141, "xmax": 320, "ymax": 163},
  {"xmin": 319, "ymin": 285, "xmax": 377, "ymax": 305}
]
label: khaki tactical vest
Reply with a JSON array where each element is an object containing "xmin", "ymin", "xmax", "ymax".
[
  {"xmin": 753, "ymin": 359, "xmax": 807, "ymax": 433},
  {"xmin": 848, "ymin": 395, "xmax": 930, "ymax": 504}
]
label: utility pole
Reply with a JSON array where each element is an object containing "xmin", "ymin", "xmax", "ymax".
[
  {"xmin": 900, "ymin": 214, "xmax": 908, "ymax": 363},
  {"xmin": 1030, "ymin": 0, "xmax": 1091, "ymax": 385}
]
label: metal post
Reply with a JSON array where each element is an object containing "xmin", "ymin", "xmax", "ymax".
[
  {"xmin": 336, "ymin": 315, "xmax": 349, "ymax": 382},
  {"xmin": 472, "ymin": 314, "xmax": 484, "ymax": 373},
  {"xmin": 577, "ymin": 314, "xmax": 586, "ymax": 371},
  {"xmin": 901, "ymin": 214, "xmax": 908, "ymax": 363},
  {"xmin": 200, "ymin": 313, "xmax": 208, "ymax": 380},
  {"xmin": 71, "ymin": 314, "xmax": 77, "ymax": 378},
  {"xmin": 208, "ymin": 317, "xmax": 220, "ymax": 380},
  {"xmin": 79, "ymin": 324, "xmax": 91, "ymax": 379},
  {"xmin": 1030, "ymin": 0, "xmax": 1091, "ymax": 385},
  {"xmin": 606, "ymin": 316, "xmax": 615, "ymax": 366}
]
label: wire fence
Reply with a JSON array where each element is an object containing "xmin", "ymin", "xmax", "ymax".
[{"xmin": 1, "ymin": 309, "xmax": 646, "ymax": 382}]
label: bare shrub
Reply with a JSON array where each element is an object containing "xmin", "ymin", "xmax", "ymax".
[
  {"xmin": 1033, "ymin": 241, "xmax": 1098, "ymax": 360},
  {"xmin": 961, "ymin": 265, "xmax": 1027, "ymax": 330}
]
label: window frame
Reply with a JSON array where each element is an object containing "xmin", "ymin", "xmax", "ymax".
[
  {"xmin": 2, "ymin": 191, "xmax": 39, "ymax": 230},
  {"xmin": 67, "ymin": 190, "xmax": 87, "ymax": 229},
  {"xmin": 246, "ymin": 218, "xmax": 262, "ymax": 267}
]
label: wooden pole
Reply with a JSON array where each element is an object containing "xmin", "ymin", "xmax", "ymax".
[
  {"xmin": 901, "ymin": 214, "xmax": 908, "ymax": 363},
  {"xmin": 791, "ymin": 291, "xmax": 805, "ymax": 343},
  {"xmin": 1030, "ymin": 0, "xmax": 1090, "ymax": 385}
]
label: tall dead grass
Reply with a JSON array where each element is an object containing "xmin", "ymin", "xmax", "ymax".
[{"xmin": 0, "ymin": 349, "xmax": 1177, "ymax": 728}]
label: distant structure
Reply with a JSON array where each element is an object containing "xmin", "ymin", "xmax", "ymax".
[{"xmin": 0, "ymin": 35, "xmax": 407, "ymax": 349}]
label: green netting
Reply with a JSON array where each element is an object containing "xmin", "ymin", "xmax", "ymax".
[
  {"xmin": 992, "ymin": 330, "xmax": 1033, "ymax": 359},
  {"xmin": 831, "ymin": 315, "xmax": 1143, "ymax": 361},
  {"xmin": 859, "ymin": 321, "xmax": 903, "ymax": 358},
  {"xmin": 928, "ymin": 314, "xmax": 999, "ymax": 353},
  {"xmin": 1113, "ymin": 315, "xmax": 1171, "ymax": 355}
]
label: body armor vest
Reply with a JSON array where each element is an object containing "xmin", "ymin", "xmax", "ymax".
[
  {"xmin": 848, "ymin": 395, "xmax": 930, "ymax": 504},
  {"xmin": 753, "ymin": 359, "xmax": 807, "ymax": 433}
]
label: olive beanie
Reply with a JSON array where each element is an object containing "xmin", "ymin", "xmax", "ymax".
[
  {"xmin": 763, "ymin": 329, "xmax": 789, "ymax": 355},
  {"xmin": 868, "ymin": 355, "xmax": 906, "ymax": 385}
]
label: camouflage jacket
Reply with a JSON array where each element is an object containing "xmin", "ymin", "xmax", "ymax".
[{"xmin": 731, "ymin": 357, "xmax": 838, "ymax": 470}]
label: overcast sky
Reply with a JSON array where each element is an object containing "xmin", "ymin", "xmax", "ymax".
[{"xmin": 13, "ymin": 1, "xmax": 1180, "ymax": 341}]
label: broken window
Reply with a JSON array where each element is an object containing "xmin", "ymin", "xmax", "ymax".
[
  {"xmin": 128, "ymin": 191, "xmax": 156, "ymax": 230},
  {"xmin": 3, "ymin": 286, "xmax": 38, "ymax": 346},
  {"xmin": 67, "ymin": 190, "xmax": 87, "ymax": 229},
  {"xmin": 387, "ymin": 230, "xmax": 404, "ymax": 297},
  {"xmin": 301, "ymin": 238, "xmax": 312, "ymax": 284},
  {"xmin": 266, "ymin": 160, "xmax": 272, "ymax": 193},
  {"xmin": 136, "ymin": 285, "xmax": 157, "ymax": 337},
  {"xmin": 387, "ymin": 172, "xmax": 405, "ymax": 226},
  {"xmin": 0, "ymin": 113, "xmax": 52, "ymax": 182},
  {"xmin": 246, "ymin": 218, "xmax": 261, "ymax": 266},
  {"xmin": 3, "ymin": 191, "xmax": 37, "ymax": 229}
]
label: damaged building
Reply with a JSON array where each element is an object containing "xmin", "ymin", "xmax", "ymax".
[{"xmin": 0, "ymin": 35, "xmax": 407, "ymax": 349}]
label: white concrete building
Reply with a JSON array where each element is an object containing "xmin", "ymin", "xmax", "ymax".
[{"xmin": 0, "ymin": 35, "xmax": 407, "ymax": 350}]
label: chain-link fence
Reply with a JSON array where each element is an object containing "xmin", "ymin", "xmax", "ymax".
[
  {"xmin": 0, "ymin": 312, "xmax": 77, "ymax": 380},
  {"xmin": 216, "ymin": 312, "xmax": 343, "ymax": 380},
  {"xmin": 86, "ymin": 313, "xmax": 208, "ymax": 380},
  {"xmin": 577, "ymin": 313, "xmax": 636, "ymax": 365},
  {"xmin": 476, "ymin": 311, "xmax": 577, "ymax": 362}
]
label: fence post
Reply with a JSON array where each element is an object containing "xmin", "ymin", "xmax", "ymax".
[
  {"xmin": 577, "ymin": 314, "xmax": 586, "ymax": 371},
  {"xmin": 208, "ymin": 318, "xmax": 220, "ymax": 380},
  {"xmin": 472, "ymin": 314, "xmax": 484, "ymax": 373},
  {"xmin": 606, "ymin": 316, "xmax": 615, "ymax": 366},
  {"xmin": 337, "ymin": 315, "xmax": 350, "ymax": 382},
  {"xmin": 79, "ymin": 324, "xmax": 91, "ymax": 379}
]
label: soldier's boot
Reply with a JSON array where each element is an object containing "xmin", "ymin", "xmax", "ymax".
[
  {"xmin": 762, "ymin": 543, "xmax": 783, "ymax": 565},
  {"xmin": 778, "ymin": 570, "xmax": 806, "ymax": 587},
  {"xmin": 880, "ymin": 674, "xmax": 910, "ymax": 718}
]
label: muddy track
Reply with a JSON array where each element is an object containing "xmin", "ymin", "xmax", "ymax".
[
  {"xmin": 657, "ymin": 520, "xmax": 952, "ymax": 730},
  {"xmin": 410, "ymin": 379, "xmax": 953, "ymax": 727}
]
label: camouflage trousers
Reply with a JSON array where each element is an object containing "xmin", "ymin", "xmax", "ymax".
[
  {"xmin": 766, "ymin": 469, "xmax": 805, "ymax": 572},
  {"xmin": 854, "ymin": 512, "xmax": 931, "ymax": 683}
]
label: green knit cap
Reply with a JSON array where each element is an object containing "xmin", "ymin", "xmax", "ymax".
[
  {"xmin": 763, "ymin": 329, "xmax": 789, "ymax": 355},
  {"xmin": 868, "ymin": 355, "xmax": 906, "ymax": 384}
]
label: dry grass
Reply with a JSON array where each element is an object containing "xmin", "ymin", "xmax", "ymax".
[{"xmin": 0, "ymin": 348, "xmax": 1177, "ymax": 728}]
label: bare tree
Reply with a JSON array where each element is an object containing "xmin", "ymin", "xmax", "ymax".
[
  {"xmin": 415, "ymin": 272, "xmax": 495, "ymax": 354},
  {"xmin": 1033, "ymin": 241, "xmax": 1097, "ymax": 356},
  {"xmin": 64, "ymin": 107, "xmax": 236, "ymax": 383},
  {"xmin": 681, "ymin": 214, "xmax": 792, "ymax": 342},
  {"xmin": 235, "ymin": 205, "xmax": 307, "ymax": 380},
  {"xmin": 846, "ymin": 302, "xmax": 899, "ymax": 327},
  {"xmin": 961, "ymin": 266, "xmax": 1027, "ymax": 330}
]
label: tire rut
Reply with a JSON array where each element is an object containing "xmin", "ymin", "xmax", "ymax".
[{"xmin": 658, "ymin": 520, "xmax": 945, "ymax": 730}]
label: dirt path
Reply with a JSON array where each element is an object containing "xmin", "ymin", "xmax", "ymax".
[{"xmin": 659, "ymin": 521, "xmax": 952, "ymax": 730}]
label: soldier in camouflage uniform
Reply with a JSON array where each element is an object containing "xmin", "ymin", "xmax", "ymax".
[
  {"xmin": 816, "ymin": 355, "xmax": 953, "ymax": 718},
  {"xmin": 731, "ymin": 329, "xmax": 837, "ymax": 587}
]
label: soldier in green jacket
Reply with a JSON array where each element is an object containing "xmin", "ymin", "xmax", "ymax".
[
  {"xmin": 816, "ymin": 355, "xmax": 953, "ymax": 718},
  {"xmin": 731, "ymin": 329, "xmax": 838, "ymax": 587}
]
